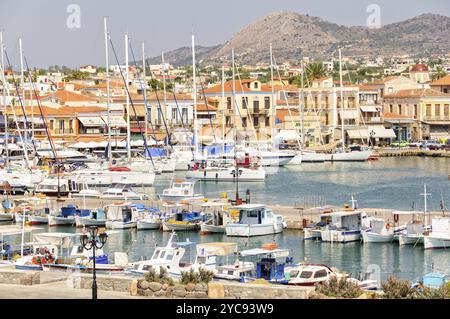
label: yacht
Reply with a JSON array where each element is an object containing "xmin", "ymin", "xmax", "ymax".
[
  {"xmin": 101, "ymin": 183, "xmax": 148, "ymax": 200},
  {"xmin": 159, "ymin": 179, "xmax": 204, "ymax": 202},
  {"xmin": 186, "ymin": 164, "xmax": 266, "ymax": 182},
  {"xmin": 324, "ymin": 146, "xmax": 372, "ymax": 162},
  {"xmin": 74, "ymin": 166, "xmax": 155, "ymax": 187},
  {"xmin": 225, "ymin": 204, "xmax": 286, "ymax": 237},
  {"xmin": 35, "ymin": 177, "xmax": 83, "ymax": 197},
  {"xmin": 283, "ymin": 264, "xmax": 346, "ymax": 286}
]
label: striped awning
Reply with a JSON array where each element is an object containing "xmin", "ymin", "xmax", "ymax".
[{"xmin": 78, "ymin": 117, "xmax": 105, "ymax": 127}]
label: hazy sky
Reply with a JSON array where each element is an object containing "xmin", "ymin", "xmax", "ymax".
[{"xmin": 1, "ymin": 0, "xmax": 449, "ymax": 68}]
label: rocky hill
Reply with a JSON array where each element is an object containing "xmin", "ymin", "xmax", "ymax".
[{"xmin": 147, "ymin": 11, "xmax": 450, "ymax": 66}]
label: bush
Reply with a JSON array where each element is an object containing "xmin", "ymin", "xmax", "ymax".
[
  {"xmin": 381, "ymin": 277, "xmax": 420, "ymax": 299},
  {"xmin": 315, "ymin": 277, "xmax": 363, "ymax": 298},
  {"xmin": 144, "ymin": 266, "xmax": 174, "ymax": 286},
  {"xmin": 180, "ymin": 268, "xmax": 214, "ymax": 285}
]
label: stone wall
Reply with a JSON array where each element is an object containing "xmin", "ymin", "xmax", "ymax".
[
  {"xmin": 0, "ymin": 270, "xmax": 40, "ymax": 285},
  {"xmin": 220, "ymin": 282, "xmax": 313, "ymax": 299},
  {"xmin": 134, "ymin": 280, "xmax": 208, "ymax": 298},
  {"xmin": 71, "ymin": 274, "xmax": 132, "ymax": 292}
]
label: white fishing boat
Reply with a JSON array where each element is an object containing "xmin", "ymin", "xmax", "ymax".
[
  {"xmin": 75, "ymin": 209, "xmax": 107, "ymax": 227},
  {"xmin": 48, "ymin": 206, "xmax": 91, "ymax": 227},
  {"xmin": 137, "ymin": 216, "xmax": 161, "ymax": 230},
  {"xmin": 320, "ymin": 210, "xmax": 370, "ymax": 243},
  {"xmin": 361, "ymin": 219, "xmax": 395, "ymax": 243},
  {"xmin": 159, "ymin": 179, "xmax": 204, "ymax": 201},
  {"xmin": 101, "ymin": 182, "xmax": 148, "ymax": 200},
  {"xmin": 214, "ymin": 262, "xmax": 255, "ymax": 281},
  {"xmin": 424, "ymin": 217, "xmax": 450, "ymax": 250},
  {"xmin": 200, "ymin": 202, "xmax": 235, "ymax": 234},
  {"xmin": 104, "ymin": 203, "xmax": 138, "ymax": 229},
  {"xmin": 225, "ymin": 204, "xmax": 285, "ymax": 237},
  {"xmin": 161, "ymin": 207, "xmax": 203, "ymax": 232}
]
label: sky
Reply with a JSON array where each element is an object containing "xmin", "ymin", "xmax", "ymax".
[{"xmin": 1, "ymin": 0, "xmax": 449, "ymax": 68}]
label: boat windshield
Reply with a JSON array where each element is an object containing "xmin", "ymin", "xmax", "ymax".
[{"xmin": 300, "ymin": 271, "xmax": 313, "ymax": 279}]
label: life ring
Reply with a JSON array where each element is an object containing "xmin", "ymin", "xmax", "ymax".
[
  {"xmin": 386, "ymin": 223, "xmax": 391, "ymax": 231},
  {"xmin": 394, "ymin": 214, "xmax": 399, "ymax": 223}
]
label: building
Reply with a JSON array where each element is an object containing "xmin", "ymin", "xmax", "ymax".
[
  {"xmin": 383, "ymin": 88, "xmax": 450, "ymax": 141},
  {"xmin": 409, "ymin": 63, "xmax": 430, "ymax": 85},
  {"xmin": 79, "ymin": 65, "xmax": 97, "ymax": 74},
  {"xmin": 430, "ymin": 75, "xmax": 450, "ymax": 94}
]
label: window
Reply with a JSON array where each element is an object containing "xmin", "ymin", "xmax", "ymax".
[
  {"xmin": 182, "ymin": 108, "xmax": 188, "ymax": 124},
  {"xmin": 172, "ymin": 108, "xmax": 178, "ymax": 122},
  {"xmin": 414, "ymin": 104, "xmax": 418, "ymax": 118},
  {"xmin": 242, "ymin": 97, "xmax": 248, "ymax": 109},
  {"xmin": 314, "ymin": 96, "xmax": 318, "ymax": 110},
  {"xmin": 254, "ymin": 82, "xmax": 259, "ymax": 89},
  {"xmin": 289, "ymin": 270, "xmax": 299, "ymax": 278},
  {"xmin": 59, "ymin": 120, "xmax": 65, "ymax": 131},
  {"xmin": 314, "ymin": 270, "xmax": 328, "ymax": 278},
  {"xmin": 246, "ymin": 210, "xmax": 258, "ymax": 218},
  {"xmin": 325, "ymin": 96, "xmax": 329, "ymax": 108},
  {"xmin": 241, "ymin": 117, "xmax": 247, "ymax": 127},
  {"xmin": 300, "ymin": 271, "xmax": 313, "ymax": 279},
  {"xmin": 304, "ymin": 97, "xmax": 308, "ymax": 110},
  {"xmin": 435, "ymin": 104, "xmax": 441, "ymax": 117},
  {"xmin": 68, "ymin": 119, "xmax": 73, "ymax": 133},
  {"xmin": 444, "ymin": 104, "xmax": 449, "ymax": 117},
  {"xmin": 227, "ymin": 97, "xmax": 232, "ymax": 109},
  {"xmin": 253, "ymin": 99, "xmax": 259, "ymax": 112},
  {"xmin": 264, "ymin": 96, "xmax": 270, "ymax": 109},
  {"xmin": 389, "ymin": 104, "xmax": 393, "ymax": 113},
  {"xmin": 253, "ymin": 116, "xmax": 259, "ymax": 127},
  {"xmin": 157, "ymin": 108, "xmax": 162, "ymax": 124},
  {"xmin": 426, "ymin": 104, "xmax": 432, "ymax": 117},
  {"xmin": 265, "ymin": 117, "xmax": 270, "ymax": 127},
  {"xmin": 49, "ymin": 120, "xmax": 54, "ymax": 130},
  {"xmin": 398, "ymin": 104, "xmax": 402, "ymax": 115}
]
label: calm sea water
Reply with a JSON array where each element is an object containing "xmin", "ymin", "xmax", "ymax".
[{"xmin": 8, "ymin": 157, "xmax": 450, "ymax": 281}]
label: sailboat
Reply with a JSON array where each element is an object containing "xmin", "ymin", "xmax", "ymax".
[{"xmin": 324, "ymin": 48, "xmax": 372, "ymax": 162}]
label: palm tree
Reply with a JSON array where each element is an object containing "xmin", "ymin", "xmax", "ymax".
[
  {"xmin": 431, "ymin": 66, "xmax": 447, "ymax": 81},
  {"xmin": 305, "ymin": 62, "xmax": 327, "ymax": 84}
]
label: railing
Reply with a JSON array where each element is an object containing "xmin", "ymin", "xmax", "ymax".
[
  {"xmin": 423, "ymin": 115, "xmax": 450, "ymax": 121},
  {"xmin": 52, "ymin": 129, "xmax": 74, "ymax": 135}
]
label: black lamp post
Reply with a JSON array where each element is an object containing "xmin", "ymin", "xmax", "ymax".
[
  {"xmin": 369, "ymin": 130, "xmax": 375, "ymax": 147},
  {"xmin": 80, "ymin": 226, "xmax": 108, "ymax": 299}
]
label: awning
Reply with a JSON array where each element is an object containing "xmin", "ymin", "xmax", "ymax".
[
  {"xmin": 78, "ymin": 117, "xmax": 105, "ymax": 127},
  {"xmin": 360, "ymin": 105, "xmax": 379, "ymax": 113},
  {"xmin": 347, "ymin": 126, "xmax": 396, "ymax": 139},
  {"xmin": 101, "ymin": 115, "xmax": 127, "ymax": 127},
  {"xmin": 339, "ymin": 109, "xmax": 359, "ymax": 119}
]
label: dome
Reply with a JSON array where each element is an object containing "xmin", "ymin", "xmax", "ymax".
[{"xmin": 410, "ymin": 63, "xmax": 429, "ymax": 72}]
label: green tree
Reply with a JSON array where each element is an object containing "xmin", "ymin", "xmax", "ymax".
[
  {"xmin": 431, "ymin": 66, "xmax": 447, "ymax": 81},
  {"xmin": 305, "ymin": 62, "xmax": 327, "ymax": 83}
]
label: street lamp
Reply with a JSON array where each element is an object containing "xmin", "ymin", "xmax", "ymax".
[
  {"xmin": 80, "ymin": 226, "xmax": 108, "ymax": 299},
  {"xmin": 369, "ymin": 130, "xmax": 375, "ymax": 147}
]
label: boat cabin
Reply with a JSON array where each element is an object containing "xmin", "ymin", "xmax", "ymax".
[
  {"xmin": 320, "ymin": 210, "xmax": 367, "ymax": 230},
  {"xmin": 239, "ymin": 248, "xmax": 292, "ymax": 282},
  {"xmin": 105, "ymin": 203, "xmax": 137, "ymax": 223},
  {"xmin": 236, "ymin": 204, "xmax": 275, "ymax": 225}
]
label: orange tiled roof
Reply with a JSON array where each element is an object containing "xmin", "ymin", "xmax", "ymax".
[
  {"xmin": 196, "ymin": 104, "xmax": 217, "ymax": 112},
  {"xmin": 6, "ymin": 105, "xmax": 106, "ymax": 117},
  {"xmin": 430, "ymin": 75, "xmax": 450, "ymax": 86},
  {"xmin": 204, "ymin": 80, "xmax": 272, "ymax": 94},
  {"xmin": 276, "ymin": 108, "xmax": 299, "ymax": 122},
  {"xmin": 382, "ymin": 112, "xmax": 414, "ymax": 119},
  {"xmin": 383, "ymin": 88, "xmax": 450, "ymax": 99},
  {"xmin": 40, "ymin": 90, "xmax": 99, "ymax": 102}
]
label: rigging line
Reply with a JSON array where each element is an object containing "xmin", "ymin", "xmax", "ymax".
[
  {"xmin": 272, "ymin": 53, "xmax": 302, "ymax": 149},
  {"xmin": 230, "ymin": 59, "xmax": 251, "ymax": 144},
  {"xmin": 197, "ymin": 69, "xmax": 217, "ymax": 144},
  {"xmin": 127, "ymin": 43, "xmax": 172, "ymax": 149},
  {"xmin": 109, "ymin": 38, "xmax": 155, "ymax": 167},
  {"xmin": 128, "ymin": 42, "xmax": 162, "ymax": 166},
  {"xmin": 3, "ymin": 49, "xmax": 37, "ymax": 154},
  {"xmin": 23, "ymin": 55, "xmax": 59, "ymax": 162}
]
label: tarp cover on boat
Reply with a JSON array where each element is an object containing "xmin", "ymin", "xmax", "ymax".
[
  {"xmin": 196, "ymin": 242, "xmax": 238, "ymax": 256},
  {"xmin": 239, "ymin": 248, "xmax": 290, "ymax": 258},
  {"xmin": 33, "ymin": 232, "xmax": 79, "ymax": 248}
]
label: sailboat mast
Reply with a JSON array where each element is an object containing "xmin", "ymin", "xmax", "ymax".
[
  {"xmin": 104, "ymin": 17, "xmax": 112, "ymax": 166},
  {"xmin": 191, "ymin": 32, "xmax": 198, "ymax": 154},
  {"xmin": 300, "ymin": 60, "xmax": 305, "ymax": 148},
  {"xmin": 125, "ymin": 33, "xmax": 131, "ymax": 162},
  {"xmin": 19, "ymin": 37, "xmax": 29, "ymax": 143},
  {"xmin": 142, "ymin": 42, "xmax": 148, "ymax": 142},
  {"xmin": 270, "ymin": 43, "xmax": 275, "ymax": 148},
  {"xmin": 232, "ymin": 48, "xmax": 239, "ymax": 202},
  {"xmin": 221, "ymin": 64, "xmax": 225, "ymax": 153},
  {"xmin": 0, "ymin": 31, "xmax": 8, "ymax": 166},
  {"xmin": 162, "ymin": 51, "xmax": 167, "ymax": 114},
  {"xmin": 338, "ymin": 48, "xmax": 345, "ymax": 148}
]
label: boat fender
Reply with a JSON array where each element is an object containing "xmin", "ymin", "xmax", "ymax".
[
  {"xmin": 394, "ymin": 214, "xmax": 399, "ymax": 223},
  {"xmin": 385, "ymin": 223, "xmax": 391, "ymax": 231}
]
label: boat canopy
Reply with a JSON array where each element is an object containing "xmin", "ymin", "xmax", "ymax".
[
  {"xmin": 33, "ymin": 232, "xmax": 79, "ymax": 249},
  {"xmin": 392, "ymin": 210, "xmax": 425, "ymax": 215},
  {"xmin": 239, "ymin": 248, "xmax": 290, "ymax": 258},
  {"xmin": 320, "ymin": 210, "xmax": 362, "ymax": 218},
  {"xmin": 196, "ymin": 242, "xmax": 238, "ymax": 256}
]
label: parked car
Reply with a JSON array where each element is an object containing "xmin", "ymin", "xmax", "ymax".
[
  {"xmin": 390, "ymin": 140, "xmax": 408, "ymax": 147},
  {"xmin": 444, "ymin": 140, "xmax": 450, "ymax": 151},
  {"xmin": 421, "ymin": 141, "xmax": 444, "ymax": 150}
]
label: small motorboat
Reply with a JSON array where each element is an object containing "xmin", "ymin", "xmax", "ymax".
[
  {"xmin": 158, "ymin": 179, "xmax": 204, "ymax": 202},
  {"xmin": 162, "ymin": 209, "xmax": 204, "ymax": 232},
  {"xmin": 75, "ymin": 209, "xmax": 107, "ymax": 227},
  {"xmin": 48, "ymin": 206, "xmax": 91, "ymax": 227},
  {"xmin": 283, "ymin": 264, "xmax": 346, "ymax": 286},
  {"xmin": 101, "ymin": 183, "xmax": 148, "ymax": 200},
  {"xmin": 105, "ymin": 202, "xmax": 138, "ymax": 229},
  {"xmin": 200, "ymin": 202, "xmax": 236, "ymax": 234}
]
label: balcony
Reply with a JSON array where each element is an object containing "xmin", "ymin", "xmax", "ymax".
[
  {"xmin": 52, "ymin": 128, "xmax": 74, "ymax": 135},
  {"xmin": 423, "ymin": 115, "xmax": 450, "ymax": 122}
]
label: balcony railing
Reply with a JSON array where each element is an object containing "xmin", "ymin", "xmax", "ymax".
[
  {"xmin": 52, "ymin": 128, "xmax": 74, "ymax": 135},
  {"xmin": 423, "ymin": 115, "xmax": 450, "ymax": 121}
]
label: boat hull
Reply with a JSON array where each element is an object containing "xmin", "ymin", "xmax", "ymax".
[
  {"xmin": 162, "ymin": 222, "xmax": 198, "ymax": 231},
  {"xmin": 28, "ymin": 216, "xmax": 49, "ymax": 225},
  {"xmin": 398, "ymin": 234, "xmax": 423, "ymax": 246},
  {"xmin": 105, "ymin": 221, "xmax": 137, "ymax": 229},
  {"xmin": 75, "ymin": 170, "xmax": 156, "ymax": 187},
  {"xmin": 362, "ymin": 230, "xmax": 394, "ymax": 243},
  {"xmin": 75, "ymin": 216, "xmax": 106, "ymax": 227},
  {"xmin": 186, "ymin": 168, "xmax": 266, "ymax": 182},
  {"xmin": 137, "ymin": 220, "xmax": 161, "ymax": 230},
  {"xmin": 320, "ymin": 229, "xmax": 361, "ymax": 243},
  {"xmin": 200, "ymin": 222, "xmax": 225, "ymax": 234},
  {"xmin": 225, "ymin": 222, "xmax": 283, "ymax": 237},
  {"xmin": 303, "ymin": 228, "xmax": 322, "ymax": 240},
  {"xmin": 48, "ymin": 215, "xmax": 75, "ymax": 227},
  {"xmin": 424, "ymin": 236, "xmax": 450, "ymax": 250},
  {"xmin": 324, "ymin": 150, "xmax": 372, "ymax": 162}
]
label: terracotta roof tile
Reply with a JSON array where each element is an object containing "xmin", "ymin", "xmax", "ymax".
[
  {"xmin": 384, "ymin": 88, "xmax": 450, "ymax": 99},
  {"xmin": 430, "ymin": 75, "xmax": 450, "ymax": 86}
]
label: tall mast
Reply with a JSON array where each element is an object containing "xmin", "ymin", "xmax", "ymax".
[
  {"xmin": 191, "ymin": 32, "xmax": 198, "ymax": 154},
  {"xmin": 1, "ymin": 31, "xmax": 8, "ymax": 166},
  {"xmin": 232, "ymin": 48, "xmax": 239, "ymax": 202},
  {"xmin": 221, "ymin": 64, "xmax": 225, "ymax": 153},
  {"xmin": 142, "ymin": 42, "xmax": 147, "ymax": 142},
  {"xmin": 19, "ymin": 37, "xmax": 29, "ymax": 142},
  {"xmin": 104, "ymin": 17, "xmax": 112, "ymax": 166},
  {"xmin": 125, "ymin": 33, "xmax": 131, "ymax": 162},
  {"xmin": 270, "ymin": 43, "xmax": 275, "ymax": 148},
  {"xmin": 421, "ymin": 184, "xmax": 431, "ymax": 226},
  {"xmin": 338, "ymin": 48, "xmax": 345, "ymax": 148},
  {"xmin": 162, "ymin": 51, "xmax": 167, "ymax": 117},
  {"xmin": 300, "ymin": 60, "xmax": 305, "ymax": 148}
]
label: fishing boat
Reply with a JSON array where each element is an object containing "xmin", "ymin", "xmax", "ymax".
[
  {"xmin": 101, "ymin": 182, "xmax": 148, "ymax": 200},
  {"xmin": 225, "ymin": 204, "xmax": 286, "ymax": 237},
  {"xmin": 75, "ymin": 208, "xmax": 107, "ymax": 227},
  {"xmin": 424, "ymin": 217, "xmax": 450, "ymax": 250},
  {"xmin": 361, "ymin": 218, "xmax": 396, "ymax": 243},
  {"xmin": 48, "ymin": 206, "xmax": 91, "ymax": 227},
  {"xmin": 319, "ymin": 210, "xmax": 370, "ymax": 243},
  {"xmin": 200, "ymin": 202, "xmax": 236, "ymax": 234},
  {"xmin": 159, "ymin": 179, "xmax": 204, "ymax": 202},
  {"xmin": 136, "ymin": 206, "xmax": 162, "ymax": 230},
  {"xmin": 162, "ymin": 208, "xmax": 203, "ymax": 231},
  {"xmin": 104, "ymin": 202, "xmax": 138, "ymax": 229}
]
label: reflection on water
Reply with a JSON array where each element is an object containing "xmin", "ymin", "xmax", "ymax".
[{"xmin": 149, "ymin": 157, "xmax": 449, "ymax": 210}]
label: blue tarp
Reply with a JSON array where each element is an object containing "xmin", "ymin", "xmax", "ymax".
[
  {"xmin": 143, "ymin": 148, "xmax": 167, "ymax": 157},
  {"xmin": 202, "ymin": 144, "xmax": 234, "ymax": 155}
]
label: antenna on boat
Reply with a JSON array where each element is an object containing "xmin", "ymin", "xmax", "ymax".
[
  {"xmin": 350, "ymin": 196, "xmax": 358, "ymax": 210},
  {"xmin": 420, "ymin": 184, "xmax": 431, "ymax": 227}
]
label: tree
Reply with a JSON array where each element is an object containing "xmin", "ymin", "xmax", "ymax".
[
  {"xmin": 305, "ymin": 62, "xmax": 327, "ymax": 83},
  {"xmin": 431, "ymin": 66, "xmax": 447, "ymax": 81}
]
